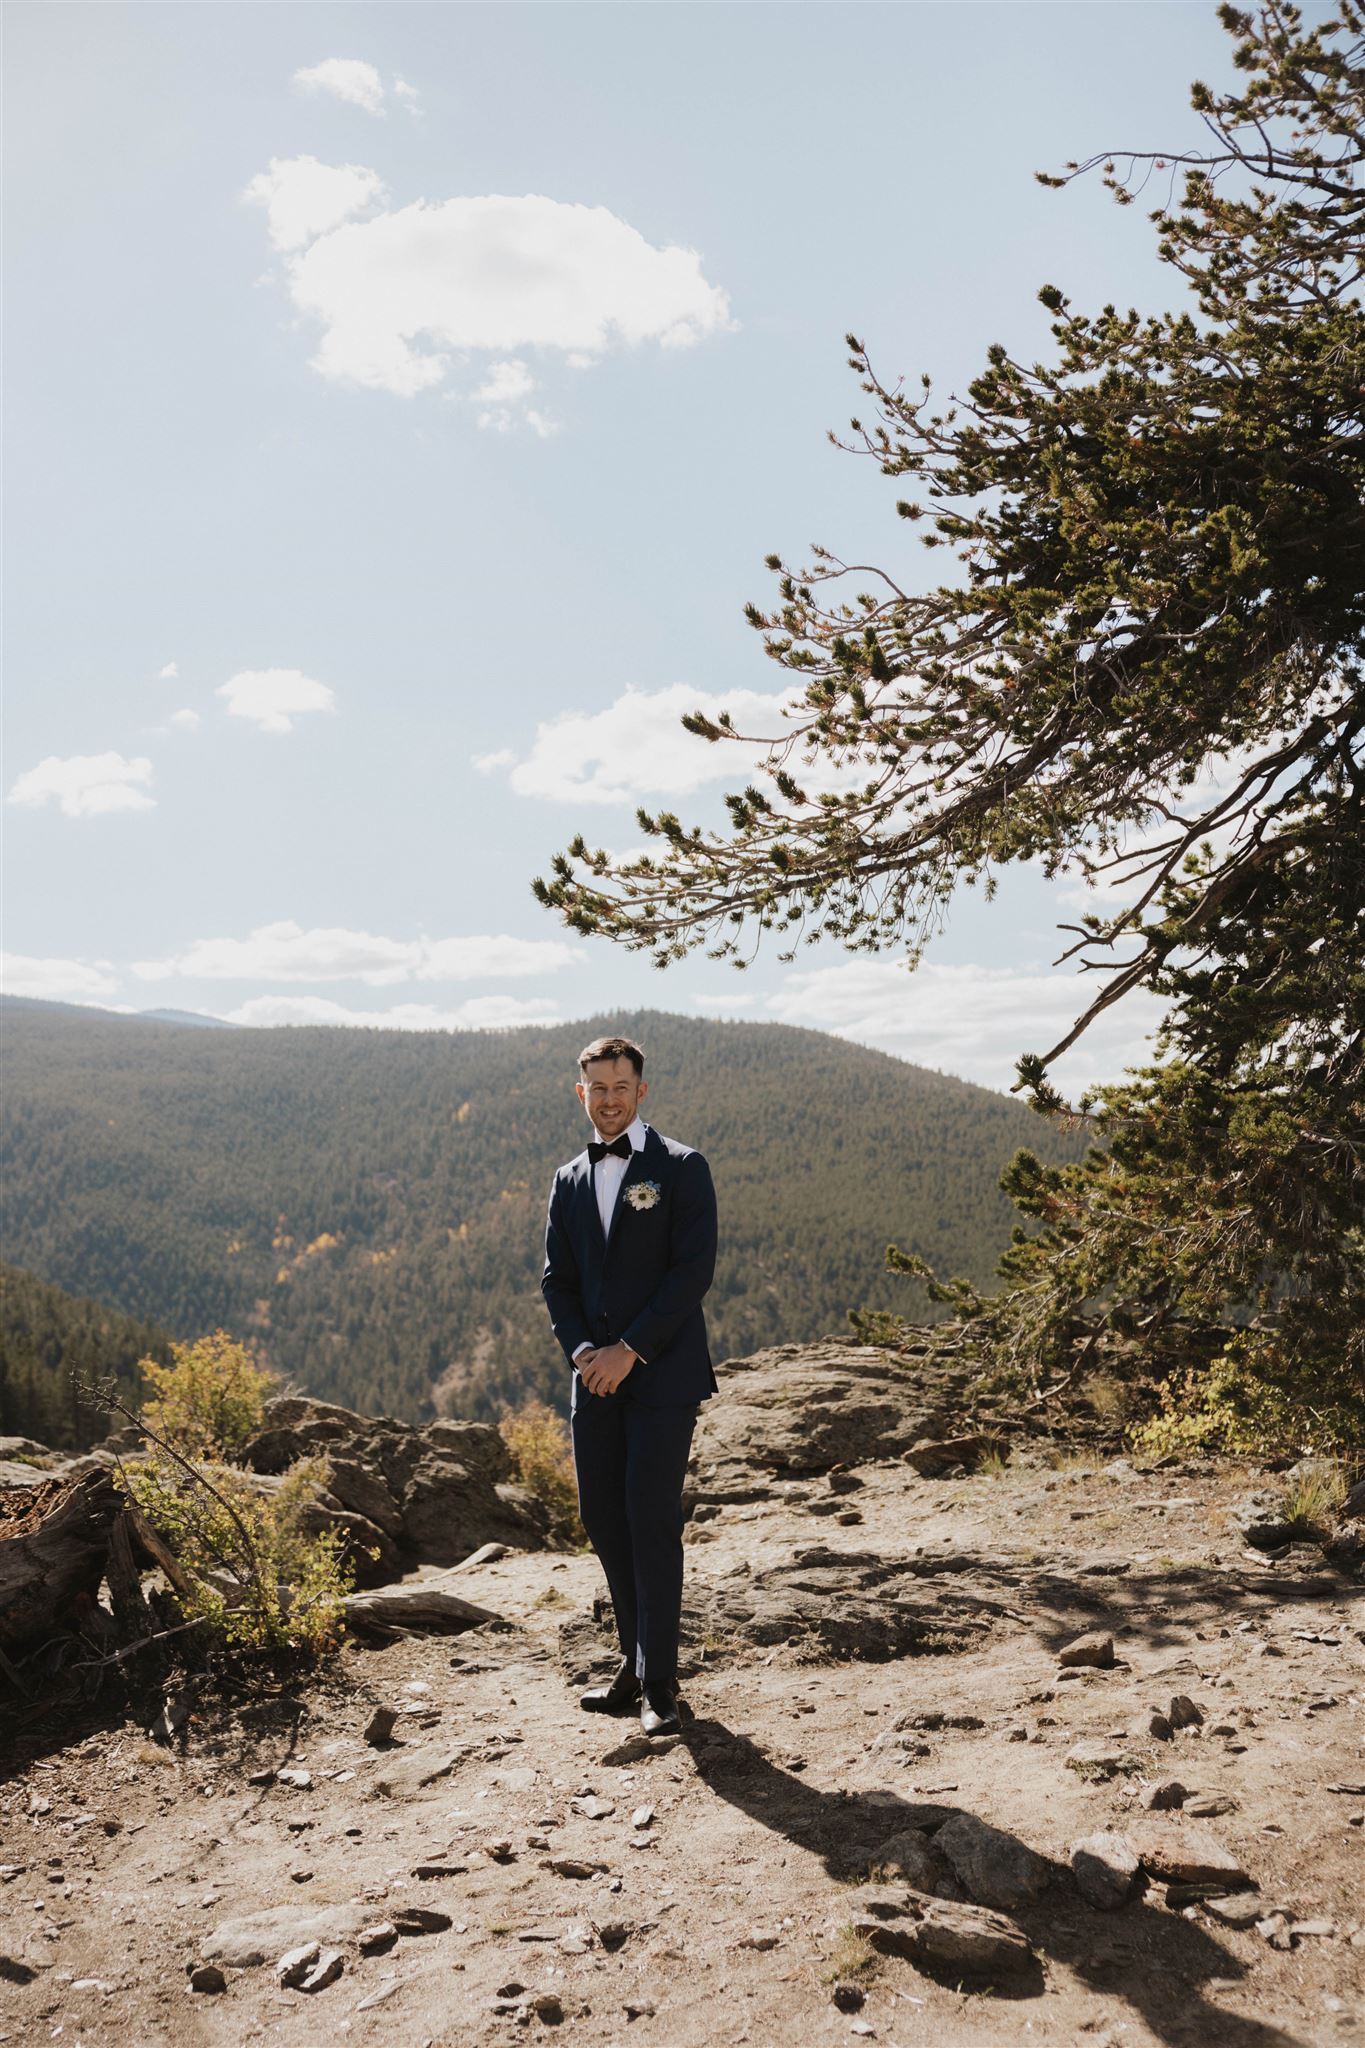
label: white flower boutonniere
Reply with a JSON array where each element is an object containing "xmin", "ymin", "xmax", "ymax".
[{"xmin": 624, "ymin": 1180, "xmax": 662, "ymax": 1212}]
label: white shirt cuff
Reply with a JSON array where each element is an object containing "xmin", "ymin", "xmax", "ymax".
[{"xmin": 572, "ymin": 1342, "xmax": 594, "ymax": 1362}]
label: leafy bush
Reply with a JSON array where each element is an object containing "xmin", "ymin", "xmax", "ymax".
[
  {"xmin": 499, "ymin": 1399, "xmax": 582, "ymax": 1547},
  {"xmin": 1128, "ymin": 1333, "xmax": 1361, "ymax": 1462},
  {"xmin": 140, "ymin": 1329, "xmax": 275, "ymax": 1458},
  {"xmin": 123, "ymin": 1451, "xmax": 352, "ymax": 1654}
]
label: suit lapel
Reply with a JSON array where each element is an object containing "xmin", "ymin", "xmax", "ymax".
[
  {"xmin": 577, "ymin": 1153, "xmax": 608, "ymax": 1258},
  {"xmin": 604, "ymin": 1126, "xmax": 659, "ymax": 1256}
]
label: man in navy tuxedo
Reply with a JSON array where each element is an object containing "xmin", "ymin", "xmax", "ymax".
[{"xmin": 541, "ymin": 1033, "xmax": 718, "ymax": 1736}]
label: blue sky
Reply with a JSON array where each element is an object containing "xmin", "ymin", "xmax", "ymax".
[{"xmin": 5, "ymin": 2, "xmax": 1240, "ymax": 1090}]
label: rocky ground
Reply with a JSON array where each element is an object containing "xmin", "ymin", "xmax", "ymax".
[{"xmin": 1, "ymin": 1344, "xmax": 1362, "ymax": 2048}]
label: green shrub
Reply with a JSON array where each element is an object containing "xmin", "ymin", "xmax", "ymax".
[
  {"xmin": 123, "ymin": 1451, "xmax": 352, "ymax": 1654},
  {"xmin": 140, "ymin": 1329, "xmax": 275, "ymax": 1458}
]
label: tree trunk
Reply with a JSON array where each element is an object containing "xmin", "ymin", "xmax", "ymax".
[{"xmin": 0, "ymin": 1470, "xmax": 121, "ymax": 1648}]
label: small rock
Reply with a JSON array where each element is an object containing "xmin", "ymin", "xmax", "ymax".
[
  {"xmin": 1257, "ymin": 1913, "xmax": 1294, "ymax": 1950},
  {"xmin": 358, "ymin": 1921, "xmax": 398, "ymax": 1954},
  {"xmin": 412, "ymin": 1861, "xmax": 467, "ymax": 1879},
  {"xmin": 847, "ymin": 1884, "xmax": 1036, "ymax": 1977},
  {"xmin": 867, "ymin": 1830, "xmax": 940, "ymax": 1892},
  {"xmin": 297, "ymin": 1946, "xmax": 344, "ymax": 1992},
  {"xmin": 1291, "ymin": 1918, "xmax": 1336, "ymax": 1939},
  {"xmin": 571, "ymin": 1795, "xmax": 615, "ymax": 1820},
  {"xmin": 277, "ymin": 1768, "xmax": 312, "ymax": 1790},
  {"xmin": 533, "ymin": 1992, "xmax": 564, "ymax": 2021},
  {"xmin": 597, "ymin": 1919, "xmax": 633, "ymax": 1948},
  {"xmin": 276, "ymin": 1941, "xmax": 321, "ymax": 1987},
  {"xmin": 736, "ymin": 1929, "xmax": 780, "ymax": 1950},
  {"xmin": 631, "ymin": 1805, "xmax": 654, "ymax": 1830},
  {"xmin": 364, "ymin": 1707, "xmax": 399, "ymax": 1746},
  {"xmin": 247, "ymin": 1768, "xmax": 275, "ymax": 1787},
  {"xmin": 936, "ymin": 1813, "xmax": 1050, "ymax": 1910},
  {"xmin": 1200, "ymin": 1894, "xmax": 1264, "ymax": 1929},
  {"xmin": 1140, "ymin": 1781, "xmax": 1188, "ymax": 1811},
  {"xmin": 1167, "ymin": 1695, "xmax": 1204, "ymax": 1730},
  {"xmin": 546, "ymin": 1857, "xmax": 604, "ymax": 1880},
  {"xmin": 1136, "ymin": 1823, "xmax": 1252, "ymax": 1889},
  {"xmin": 188, "ymin": 1964, "xmax": 227, "ymax": 1993},
  {"xmin": 1058, "ymin": 1631, "xmax": 1116, "ymax": 1670},
  {"xmin": 289, "ymin": 1867, "xmax": 313, "ymax": 1884},
  {"xmin": 487, "ymin": 1838, "xmax": 515, "ymax": 1861},
  {"xmin": 832, "ymin": 1981, "xmax": 865, "ymax": 2011},
  {"xmin": 1071, "ymin": 1832, "xmax": 1142, "ymax": 1912},
  {"xmin": 1183, "ymin": 1794, "xmax": 1237, "ymax": 1818},
  {"xmin": 623, "ymin": 1996, "xmax": 656, "ymax": 2019}
]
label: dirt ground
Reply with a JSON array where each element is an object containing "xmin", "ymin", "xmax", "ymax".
[{"xmin": 2, "ymin": 1449, "xmax": 1361, "ymax": 2048}]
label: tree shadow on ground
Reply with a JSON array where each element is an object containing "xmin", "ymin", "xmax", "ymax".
[{"xmin": 680, "ymin": 1715, "xmax": 1311, "ymax": 2048}]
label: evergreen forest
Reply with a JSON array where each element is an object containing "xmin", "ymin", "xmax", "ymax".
[{"xmin": 0, "ymin": 997, "xmax": 1083, "ymax": 1423}]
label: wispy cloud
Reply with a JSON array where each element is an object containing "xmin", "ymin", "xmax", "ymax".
[
  {"xmin": 250, "ymin": 173, "xmax": 732, "ymax": 401},
  {"xmin": 695, "ymin": 956, "xmax": 1167, "ymax": 1095},
  {"xmin": 0, "ymin": 952, "xmax": 119, "ymax": 1002},
  {"xmin": 224, "ymin": 993, "xmax": 562, "ymax": 1031},
  {"xmin": 243, "ymin": 156, "xmax": 385, "ymax": 254},
  {"xmin": 472, "ymin": 359, "xmax": 557, "ymax": 437},
  {"xmin": 8, "ymin": 752, "xmax": 155, "ymax": 818},
  {"xmin": 216, "ymin": 668, "xmax": 337, "ymax": 734},
  {"xmin": 293, "ymin": 58, "xmax": 387, "ymax": 117},
  {"xmin": 169, "ymin": 709, "xmax": 200, "ymax": 732},
  {"xmin": 482, "ymin": 682, "xmax": 856, "ymax": 806},
  {"xmin": 131, "ymin": 921, "xmax": 585, "ymax": 986},
  {"xmin": 157, "ymin": 660, "xmax": 179, "ymax": 681}
]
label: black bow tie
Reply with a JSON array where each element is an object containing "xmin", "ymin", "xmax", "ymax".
[{"xmin": 589, "ymin": 1135, "xmax": 632, "ymax": 1164}]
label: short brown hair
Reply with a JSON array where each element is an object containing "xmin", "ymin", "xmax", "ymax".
[{"xmin": 578, "ymin": 1033, "xmax": 645, "ymax": 1076}]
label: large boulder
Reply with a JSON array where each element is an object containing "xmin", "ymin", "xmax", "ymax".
[
  {"xmin": 689, "ymin": 1343, "xmax": 965, "ymax": 1507},
  {"xmin": 240, "ymin": 1399, "xmax": 546, "ymax": 1568}
]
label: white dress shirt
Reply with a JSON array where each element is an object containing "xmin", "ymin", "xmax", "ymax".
[{"xmin": 574, "ymin": 1115, "xmax": 648, "ymax": 1365}]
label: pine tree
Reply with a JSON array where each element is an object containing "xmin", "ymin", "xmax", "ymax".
[{"xmin": 536, "ymin": 4, "xmax": 1365, "ymax": 1450}]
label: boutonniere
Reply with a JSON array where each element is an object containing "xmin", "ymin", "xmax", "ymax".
[{"xmin": 624, "ymin": 1180, "xmax": 662, "ymax": 1212}]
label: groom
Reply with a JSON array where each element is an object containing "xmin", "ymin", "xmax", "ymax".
[{"xmin": 541, "ymin": 1033, "xmax": 718, "ymax": 1737}]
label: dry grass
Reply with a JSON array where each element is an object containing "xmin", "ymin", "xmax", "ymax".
[
  {"xmin": 1281, "ymin": 1460, "xmax": 1347, "ymax": 1532},
  {"xmin": 820, "ymin": 1922, "xmax": 880, "ymax": 1985}
]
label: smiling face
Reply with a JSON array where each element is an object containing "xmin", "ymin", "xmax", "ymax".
[{"xmin": 577, "ymin": 1055, "xmax": 648, "ymax": 1140}]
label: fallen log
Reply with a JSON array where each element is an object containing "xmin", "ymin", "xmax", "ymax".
[
  {"xmin": 342, "ymin": 1572, "xmax": 501, "ymax": 1639},
  {"xmin": 0, "ymin": 1470, "xmax": 122, "ymax": 1648}
]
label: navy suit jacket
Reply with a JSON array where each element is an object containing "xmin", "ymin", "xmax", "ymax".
[{"xmin": 542, "ymin": 1125, "xmax": 719, "ymax": 1411}]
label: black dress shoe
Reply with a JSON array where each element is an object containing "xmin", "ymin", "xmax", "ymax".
[
  {"xmin": 579, "ymin": 1662, "xmax": 642, "ymax": 1714},
  {"xmin": 640, "ymin": 1682, "xmax": 681, "ymax": 1737}
]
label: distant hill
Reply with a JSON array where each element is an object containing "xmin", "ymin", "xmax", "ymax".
[
  {"xmin": 0, "ymin": 1262, "xmax": 175, "ymax": 1450},
  {"xmin": 0, "ymin": 997, "xmax": 1084, "ymax": 1422}
]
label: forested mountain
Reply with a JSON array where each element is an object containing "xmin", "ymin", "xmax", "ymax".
[
  {"xmin": 0, "ymin": 998, "xmax": 1084, "ymax": 1421},
  {"xmin": 0, "ymin": 1262, "xmax": 174, "ymax": 1449}
]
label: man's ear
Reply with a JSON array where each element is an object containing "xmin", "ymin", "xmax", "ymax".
[
  {"xmin": 576, "ymin": 1080, "xmax": 587, "ymax": 1107},
  {"xmin": 637, "ymin": 1079, "xmax": 649, "ymax": 1105}
]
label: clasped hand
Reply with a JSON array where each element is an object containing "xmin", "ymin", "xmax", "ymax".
[{"xmin": 578, "ymin": 1341, "xmax": 637, "ymax": 1397}]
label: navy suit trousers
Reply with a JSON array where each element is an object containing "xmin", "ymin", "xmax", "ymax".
[{"xmin": 570, "ymin": 1393, "xmax": 699, "ymax": 1685}]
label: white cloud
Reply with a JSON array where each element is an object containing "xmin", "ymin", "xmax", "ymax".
[
  {"xmin": 473, "ymin": 748, "xmax": 516, "ymax": 775},
  {"xmin": 224, "ymin": 994, "xmax": 562, "ymax": 1031},
  {"xmin": 754, "ymin": 956, "xmax": 1168, "ymax": 1095},
  {"xmin": 132, "ymin": 921, "xmax": 584, "ymax": 987},
  {"xmin": 293, "ymin": 58, "xmax": 386, "ymax": 117},
  {"xmin": 258, "ymin": 186, "xmax": 731, "ymax": 398},
  {"xmin": 393, "ymin": 77, "xmax": 422, "ymax": 115},
  {"xmin": 488, "ymin": 682, "xmax": 844, "ymax": 806},
  {"xmin": 169, "ymin": 709, "xmax": 200, "ymax": 732},
  {"xmin": 216, "ymin": 668, "xmax": 336, "ymax": 734},
  {"xmin": 157, "ymin": 660, "xmax": 179, "ymax": 680},
  {"xmin": 8, "ymin": 752, "xmax": 155, "ymax": 818},
  {"xmin": 243, "ymin": 156, "xmax": 385, "ymax": 253},
  {"xmin": 471, "ymin": 358, "xmax": 557, "ymax": 436},
  {"xmin": 0, "ymin": 952, "xmax": 119, "ymax": 1002}
]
